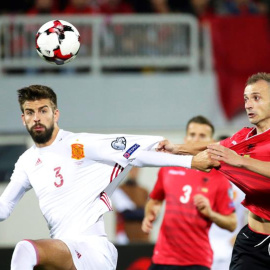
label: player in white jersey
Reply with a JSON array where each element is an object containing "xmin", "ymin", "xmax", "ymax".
[{"xmin": 0, "ymin": 85, "xmax": 218, "ymax": 270}]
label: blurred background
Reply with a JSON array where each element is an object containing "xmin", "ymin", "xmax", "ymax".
[{"xmin": 0, "ymin": 0, "xmax": 269, "ymax": 269}]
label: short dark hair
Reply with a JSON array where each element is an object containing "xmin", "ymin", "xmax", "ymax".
[
  {"xmin": 186, "ymin": 115, "xmax": 215, "ymax": 136},
  {"xmin": 246, "ymin": 72, "xmax": 270, "ymax": 86},
  {"xmin": 17, "ymin": 85, "xmax": 57, "ymax": 113}
]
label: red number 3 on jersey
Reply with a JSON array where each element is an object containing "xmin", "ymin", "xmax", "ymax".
[{"xmin": 54, "ymin": 167, "xmax": 64, "ymax": 187}]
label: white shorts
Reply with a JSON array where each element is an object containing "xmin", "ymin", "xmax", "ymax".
[{"xmin": 62, "ymin": 235, "xmax": 118, "ymax": 270}]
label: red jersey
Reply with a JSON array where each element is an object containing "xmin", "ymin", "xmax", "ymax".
[
  {"xmin": 219, "ymin": 127, "xmax": 270, "ymax": 220},
  {"xmin": 150, "ymin": 167, "xmax": 234, "ymax": 268}
]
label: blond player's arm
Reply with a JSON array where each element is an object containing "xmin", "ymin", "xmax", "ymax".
[
  {"xmin": 208, "ymin": 144, "xmax": 270, "ymax": 178},
  {"xmin": 194, "ymin": 194, "xmax": 237, "ymax": 232},
  {"xmin": 141, "ymin": 199, "xmax": 163, "ymax": 234}
]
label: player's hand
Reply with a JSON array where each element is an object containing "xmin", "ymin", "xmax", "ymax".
[
  {"xmin": 141, "ymin": 214, "xmax": 155, "ymax": 234},
  {"xmin": 207, "ymin": 144, "xmax": 242, "ymax": 167},
  {"xmin": 156, "ymin": 140, "xmax": 178, "ymax": 154},
  {"xmin": 191, "ymin": 150, "xmax": 220, "ymax": 171},
  {"xmin": 157, "ymin": 140, "xmax": 196, "ymax": 155},
  {"xmin": 193, "ymin": 194, "xmax": 212, "ymax": 218}
]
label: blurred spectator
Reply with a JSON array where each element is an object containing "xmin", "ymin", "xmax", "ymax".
[
  {"xmin": 99, "ymin": 0, "xmax": 134, "ymax": 15},
  {"xmin": 144, "ymin": 0, "xmax": 217, "ymax": 19},
  {"xmin": 27, "ymin": 0, "xmax": 60, "ymax": 14},
  {"xmin": 128, "ymin": 0, "xmax": 153, "ymax": 13},
  {"xmin": 63, "ymin": 0, "xmax": 99, "ymax": 14},
  {"xmin": 150, "ymin": 0, "xmax": 170, "ymax": 13},
  {"xmin": 255, "ymin": 0, "xmax": 270, "ymax": 15},
  {"xmin": 111, "ymin": 167, "xmax": 150, "ymax": 244},
  {"xmin": 189, "ymin": 0, "xmax": 216, "ymax": 18},
  {"xmin": 0, "ymin": 0, "xmax": 31, "ymax": 14},
  {"xmin": 217, "ymin": 0, "xmax": 260, "ymax": 15}
]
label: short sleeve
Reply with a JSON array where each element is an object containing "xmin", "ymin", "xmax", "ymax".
[{"xmin": 150, "ymin": 168, "xmax": 165, "ymax": 201}]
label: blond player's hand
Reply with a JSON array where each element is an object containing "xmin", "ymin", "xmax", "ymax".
[
  {"xmin": 207, "ymin": 144, "xmax": 242, "ymax": 167},
  {"xmin": 193, "ymin": 194, "xmax": 212, "ymax": 218},
  {"xmin": 191, "ymin": 150, "xmax": 220, "ymax": 172}
]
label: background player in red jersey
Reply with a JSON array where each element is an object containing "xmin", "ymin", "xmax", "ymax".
[
  {"xmin": 142, "ymin": 116, "xmax": 237, "ymax": 270},
  {"xmin": 158, "ymin": 72, "xmax": 270, "ymax": 270}
]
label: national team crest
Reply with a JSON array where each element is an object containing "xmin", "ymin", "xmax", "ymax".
[{"xmin": 71, "ymin": 143, "xmax": 85, "ymax": 160}]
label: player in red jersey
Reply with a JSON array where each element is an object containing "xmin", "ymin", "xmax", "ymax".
[
  {"xmin": 158, "ymin": 72, "xmax": 270, "ymax": 270},
  {"xmin": 142, "ymin": 116, "xmax": 236, "ymax": 270}
]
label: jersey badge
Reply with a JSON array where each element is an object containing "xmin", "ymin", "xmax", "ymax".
[
  {"xmin": 111, "ymin": 137, "xmax": 126, "ymax": 150},
  {"xmin": 201, "ymin": 187, "xmax": 208, "ymax": 193},
  {"xmin": 71, "ymin": 143, "xmax": 85, "ymax": 160},
  {"xmin": 247, "ymin": 144, "xmax": 255, "ymax": 150},
  {"xmin": 123, "ymin": 144, "xmax": 140, "ymax": 159}
]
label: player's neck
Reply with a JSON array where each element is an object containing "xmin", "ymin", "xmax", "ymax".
[
  {"xmin": 255, "ymin": 120, "xmax": 270, "ymax": 134},
  {"xmin": 35, "ymin": 126, "xmax": 60, "ymax": 148}
]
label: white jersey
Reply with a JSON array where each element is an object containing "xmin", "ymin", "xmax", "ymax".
[{"xmin": 6, "ymin": 130, "xmax": 163, "ymax": 239}]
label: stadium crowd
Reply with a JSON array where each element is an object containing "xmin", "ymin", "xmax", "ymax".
[{"xmin": 0, "ymin": 0, "xmax": 269, "ymax": 17}]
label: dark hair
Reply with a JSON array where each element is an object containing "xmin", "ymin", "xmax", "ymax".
[
  {"xmin": 186, "ymin": 115, "xmax": 215, "ymax": 136},
  {"xmin": 246, "ymin": 72, "xmax": 270, "ymax": 86},
  {"xmin": 17, "ymin": 85, "xmax": 57, "ymax": 112}
]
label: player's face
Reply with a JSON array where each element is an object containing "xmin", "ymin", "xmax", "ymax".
[
  {"xmin": 21, "ymin": 99, "xmax": 59, "ymax": 145},
  {"xmin": 185, "ymin": 123, "xmax": 213, "ymax": 143},
  {"xmin": 244, "ymin": 80, "xmax": 270, "ymax": 130}
]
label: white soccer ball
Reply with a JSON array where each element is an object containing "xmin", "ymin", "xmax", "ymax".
[{"xmin": 36, "ymin": 20, "xmax": 80, "ymax": 65}]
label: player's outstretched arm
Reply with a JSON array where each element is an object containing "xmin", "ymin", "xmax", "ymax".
[
  {"xmin": 208, "ymin": 144, "xmax": 270, "ymax": 178},
  {"xmin": 157, "ymin": 140, "xmax": 215, "ymax": 155},
  {"xmin": 0, "ymin": 181, "xmax": 26, "ymax": 221},
  {"xmin": 194, "ymin": 194, "xmax": 237, "ymax": 232},
  {"xmin": 141, "ymin": 199, "xmax": 162, "ymax": 234}
]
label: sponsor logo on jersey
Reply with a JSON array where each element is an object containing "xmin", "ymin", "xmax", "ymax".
[
  {"xmin": 35, "ymin": 158, "xmax": 42, "ymax": 166},
  {"xmin": 71, "ymin": 143, "xmax": 85, "ymax": 160},
  {"xmin": 111, "ymin": 137, "xmax": 126, "ymax": 150},
  {"xmin": 123, "ymin": 144, "xmax": 140, "ymax": 159},
  {"xmin": 168, "ymin": 169, "xmax": 186, "ymax": 176},
  {"xmin": 75, "ymin": 250, "xmax": 82, "ymax": 259}
]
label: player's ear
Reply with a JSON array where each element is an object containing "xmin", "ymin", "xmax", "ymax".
[
  {"xmin": 54, "ymin": 109, "xmax": 60, "ymax": 122},
  {"xmin": 21, "ymin": 114, "xmax": 26, "ymax": 126}
]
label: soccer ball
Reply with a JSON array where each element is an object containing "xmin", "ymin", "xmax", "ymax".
[{"xmin": 36, "ymin": 20, "xmax": 80, "ymax": 65}]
